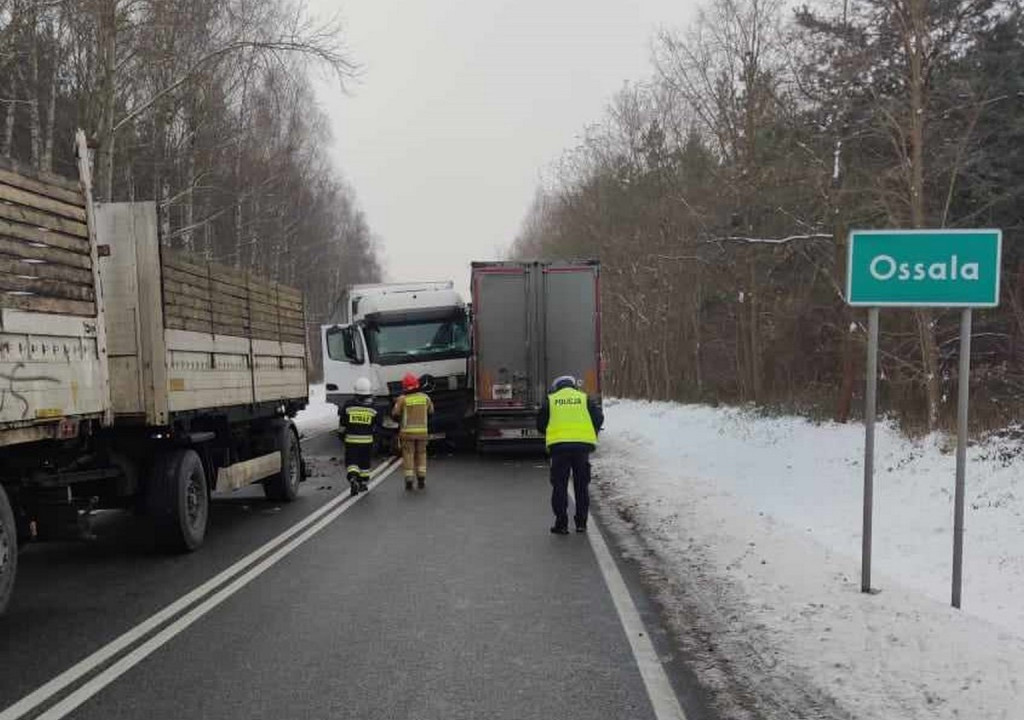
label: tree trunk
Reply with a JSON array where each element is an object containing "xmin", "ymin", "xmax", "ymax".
[
  {"xmin": 749, "ymin": 259, "xmax": 763, "ymax": 402},
  {"xmin": 42, "ymin": 17, "xmax": 61, "ymax": 174},
  {"xmin": 152, "ymin": 112, "xmax": 163, "ymax": 229},
  {"xmin": 906, "ymin": 0, "xmax": 941, "ymax": 430},
  {"xmin": 836, "ymin": 308, "xmax": 856, "ymax": 423},
  {"xmin": 833, "ymin": 204, "xmax": 855, "ymax": 422},
  {"xmin": 183, "ymin": 137, "xmax": 195, "ymax": 254},
  {"xmin": 0, "ymin": 7, "xmax": 17, "ymax": 158},
  {"xmin": 95, "ymin": 0, "xmax": 117, "ymax": 201},
  {"xmin": 160, "ymin": 179, "xmax": 172, "ymax": 249},
  {"xmin": 691, "ymin": 273, "xmax": 703, "ymax": 398},
  {"xmin": 41, "ymin": 54, "xmax": 57, "ymax": 172},
  {"xmin": 249, "ymin": 195, "xmax": 261, "ymax": 270},
  {"xmin": 28, "ymin": 7, "xmax": 40, "ymax": 169},
  {"xmin": 736, "ymin": 297, "xmax": 748, "ymax": 400},
  {"xmin": 232, "ymin": 137, "xmax": 244, "ymax": 267},
  {"xmin": 916, "ymin": 309, "xmax": 942, "ymax": 429},
  {"xmin": 2, "ymin": 95, "xmax": 14, "ymax": 158},
  {"xmin": 660, "ymin": 310, "xmax": 671, "ymax": 400}
]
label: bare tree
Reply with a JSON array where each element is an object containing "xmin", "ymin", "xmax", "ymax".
[
  {"xmin": 0, "ymin": 0, "xmax": 382, "ymax": 381},
  {"xmin": 512, "ymin": 0, "xmax": 1024, "ymax": 431}
]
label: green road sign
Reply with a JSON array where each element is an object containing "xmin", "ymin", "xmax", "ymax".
[{"xmin": 847, "ymin": 229, "xmax": 1002, "ymax": 307}]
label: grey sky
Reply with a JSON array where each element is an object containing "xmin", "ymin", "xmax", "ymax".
[{"xmin": 311, "ymin": 0, "xmax": 696, "ymax": 295}]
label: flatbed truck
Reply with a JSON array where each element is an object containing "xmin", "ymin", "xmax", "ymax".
[{"xmin": 0, "ymin": 132, "xmax": 309, "ymax": 614}]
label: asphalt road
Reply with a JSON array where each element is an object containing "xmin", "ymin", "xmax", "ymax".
[{"xmin": 0, "ymin": 433, "xmax": 695, "ymax": 720}]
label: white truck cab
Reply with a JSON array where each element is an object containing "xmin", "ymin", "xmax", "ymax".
[{"xmin": 321, "ymin": 282, "xmax": 473, "ymax": 444}]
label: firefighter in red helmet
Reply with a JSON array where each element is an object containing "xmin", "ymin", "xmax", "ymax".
[{"xmin": 391, "ymin": 372, "xmax": 434, "ymax": 490}]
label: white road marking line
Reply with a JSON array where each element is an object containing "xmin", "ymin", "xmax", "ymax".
[
  {"xmin": 37, "ymin": 459, "xmax": 402, "ymax": 720},
  {"xmin": 571, "ymin": 488, "xmax": 689, "ymax": 720},
  {"xmin": 0, "ymin": 457, "xmax": 401, "ymax": 720}
]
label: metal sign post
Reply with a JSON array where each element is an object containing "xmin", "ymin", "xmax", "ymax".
[
  {"xmin": 952, "ymin": 308, "xmax": 972, "ymax": 608},
  {"xmin": 847, "ymin": 229, "xmax": 1000, "ymax": 606},
  {"xmin": 861, "ymin": 307, "xmax": 879, "ymax": 594}
]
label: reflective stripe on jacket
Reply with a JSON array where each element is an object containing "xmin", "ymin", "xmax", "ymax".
[
  {"xmin": 545, "ymin": 387, "xmax": 598, "ymax": 448},
  {"xmin": 395, "ymin": 392, "xmax": 432, "ymax": 436},
  {"xmin": 343, "ymin": 403, "xmax": 377, "ymax": 445}
]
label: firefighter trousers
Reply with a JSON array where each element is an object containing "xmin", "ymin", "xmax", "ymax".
[
  {"xmin": 345, "ymin": 442, "xmax": 372, "ymax": 483},
  {"xmin": 401, "ymin": 436, "xmax": 428, "ymax": 479}
]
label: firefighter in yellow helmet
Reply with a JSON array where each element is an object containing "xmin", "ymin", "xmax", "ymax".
[
  {"xmin": 392, "ymin": 372, "xmax": 434, "ymax": 490},
  {"xmin": 536, "ymin": 375, "xmax": 604, "ymax": 534},
  {"xmin": 339, "ymin": 377, "xmax": 378, "ymax": 495}
]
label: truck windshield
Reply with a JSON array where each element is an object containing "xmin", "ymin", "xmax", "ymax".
[{"xmin": 364, "ymin": 316, "xmax": 470, "ymax": 366}]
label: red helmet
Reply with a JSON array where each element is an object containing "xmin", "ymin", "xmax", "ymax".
[{"xmin": 402, "ymin": 372, "xmax": 420, "ymax": 391}]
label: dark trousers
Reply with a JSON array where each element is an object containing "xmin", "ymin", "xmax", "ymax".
[
  {"xmin": 345, "ymin": 442, "xmax": 372, "ymax": 482},
  {"xmin": 550, "ymin": 445, "xmax": 592, "ymax": 529}
]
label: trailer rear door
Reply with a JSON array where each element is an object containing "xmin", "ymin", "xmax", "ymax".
[
  {"xmin": 472, "ymin": 266, "xmax": 534, "ymax": 409},
  {"xmin": 543, "ymin": 264, "xmax": 601, "ymax": 396}
]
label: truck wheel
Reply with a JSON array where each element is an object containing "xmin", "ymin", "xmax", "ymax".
[
  {"xmin": 0, "ymin": 485, "xmax": 16, "ymax": 615},
  {"xmin": 263, "ymin": 424, "xmax": 301, "ymax": 502},
  {"xmin": 148, "ymin": 449, "xmax": 209, "ymax": 552}
]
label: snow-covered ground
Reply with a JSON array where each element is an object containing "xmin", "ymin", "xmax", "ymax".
[
  {"xmin": 593, "ymin": 399, "xmax": 1024, "ymax": 720},
  {"xmin": 293, "ymin": 384, "xmax": 338, "ymax": 438}
]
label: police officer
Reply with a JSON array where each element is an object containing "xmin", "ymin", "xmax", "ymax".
[
  {"xmin": 340, "ymin": 377, "xmax": 378, "ymax": 494},
  {"xmin": 536, "ymin": 375, "xmax": 604, "ymax": 535}
]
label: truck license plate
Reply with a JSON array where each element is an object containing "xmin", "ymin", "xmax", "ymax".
[{"xmin": 499, "ymin": 428, "xmax": 540, "ymax": 439}]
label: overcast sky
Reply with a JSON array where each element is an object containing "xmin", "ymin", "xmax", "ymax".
[{"xmin": 310, "ymin": 0, "xmax": 697, "ymax": 295}]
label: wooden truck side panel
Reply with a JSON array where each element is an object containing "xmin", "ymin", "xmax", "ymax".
[
  {"xmin": 0, "ymin": 309, "xmax": 106, "ymax": 445},
  {"xmin": 97, "ymin": 202, "xmax": 308, "ymax": 423},
  {"xmin": 252, "ymin": 338, "xmax": 307, "ymax": 404},
  {"xmin": 0, "ymin": 135, "xmax": 110, "ymax": 446}
]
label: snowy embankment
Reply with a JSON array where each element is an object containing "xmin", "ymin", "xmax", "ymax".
[
  {"xmin": 293, "ymin": 384, "xmax": 338, "ymax": 438},
  {"xmin": 593, "ymin": 399, "xmax": 1024, "ymax": 720}
]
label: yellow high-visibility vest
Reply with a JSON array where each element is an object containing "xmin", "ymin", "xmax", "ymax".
[
  {"xmin": 401, "ymin": 392, "xmax": 430, "ymax": 436},
  {"xmin": 545, "ymin": 388, "xmax": 597, "ymax": 448}
]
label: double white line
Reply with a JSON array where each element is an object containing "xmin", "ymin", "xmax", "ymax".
[{"xmin": 1, "ymin": 457, "xmax": 402, "ymax": 720}]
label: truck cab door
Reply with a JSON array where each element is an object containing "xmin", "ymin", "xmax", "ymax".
[{"xmin": 322, "ymin": 324, "xmax": 370, "ymax": 407}]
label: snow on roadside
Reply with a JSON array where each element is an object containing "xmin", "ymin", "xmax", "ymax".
[
  {"xmin": 293, "ymin": 384, "xmax": 338, "ymax": 438},
  {"xmin": 593, "ymin": 398, "xmax": 1024, "ymax": 720}
]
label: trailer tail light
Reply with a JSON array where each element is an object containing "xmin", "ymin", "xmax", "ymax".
[{"xmin": 57, "ymin": 418, "xmax": 79, "ymax": 440}]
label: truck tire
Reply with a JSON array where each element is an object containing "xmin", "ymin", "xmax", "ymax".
[
  {"xmin": 0, "ymin": 485, "xmax": 16, "ymax": 615},
  {"xmin": 263, "ymin": 424, "xmax": 301, "ymax": 502},
  {"xmin": 147, "ymin": 449, "xmax": 209, "ymax": 552}
]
